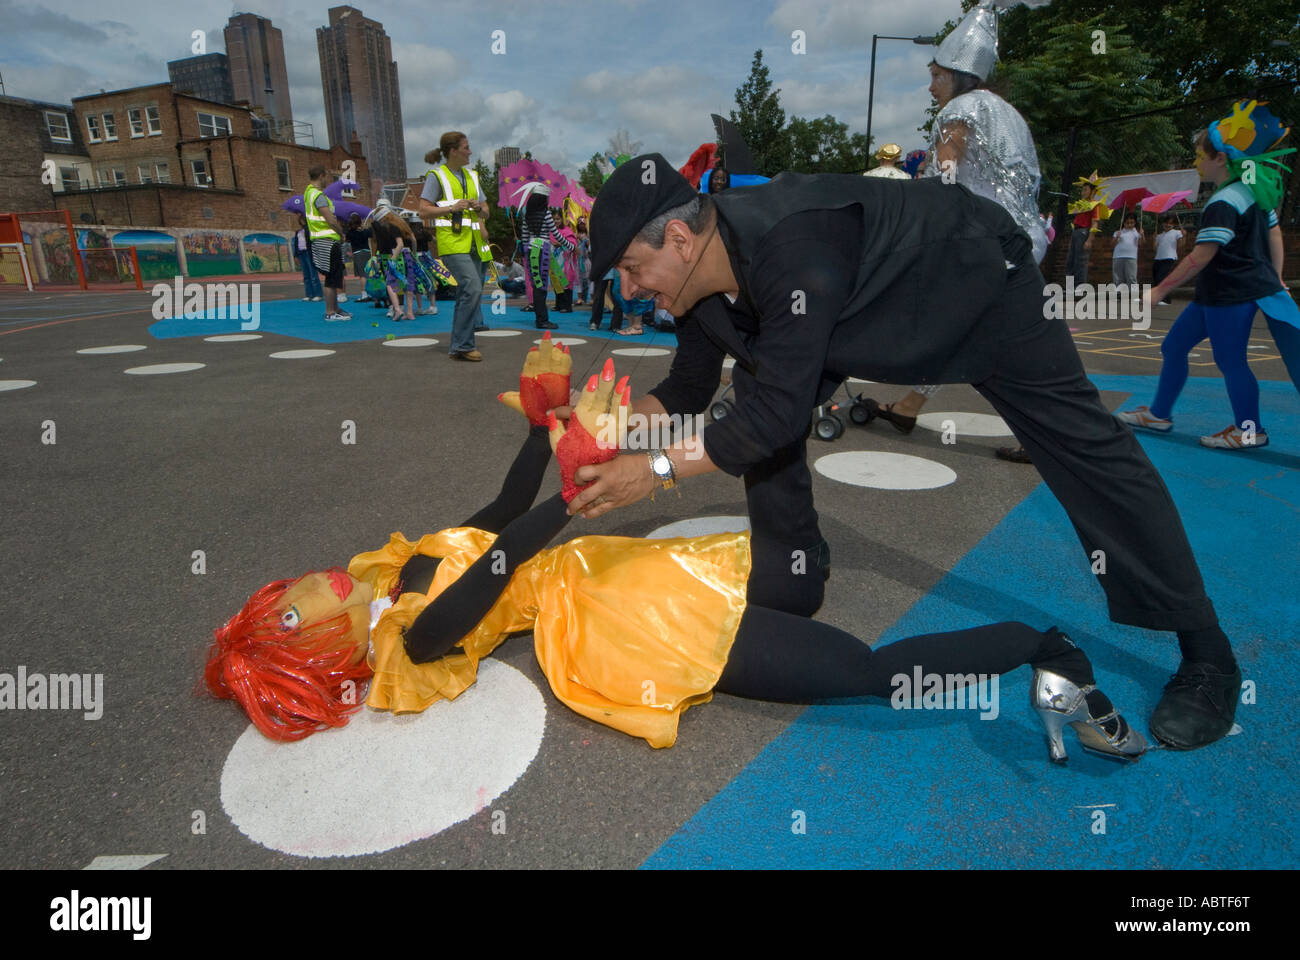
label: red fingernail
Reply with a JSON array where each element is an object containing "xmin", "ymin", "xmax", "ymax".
[
  {"xmin": 587, "ymin": 375, "xmax": 598, "ymax": 391},
  {"xmin": 542, "ymin": 330, "xmax": 551, "ymax": 340},
  {"xmin": 602, "ymin": 358, "xmax": 614, "ymax": 381},
  {"xmin": 615, "ymin": 374, "xmax": 629, "ymax": 393}
]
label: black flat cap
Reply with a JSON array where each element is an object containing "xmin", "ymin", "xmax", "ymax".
[{"xmin": 589, "ymin": 153, "xmax": 698, "ymax": 278}]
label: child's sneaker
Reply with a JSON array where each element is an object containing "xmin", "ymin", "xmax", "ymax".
[
  {"xmin": 338, "ymin": 293, "xmax": 348, "ymax": 302},
  {"xmin": 1116, "ymin": 406, "xmax": 1173, "ymax": 432},
  {"xmin": 1199, "ymin": 424, "xmax": 1269, "ymax": 449},
  {"xmin": 324, "ymin": 312, "xmax": 350, "ymax": 322}
]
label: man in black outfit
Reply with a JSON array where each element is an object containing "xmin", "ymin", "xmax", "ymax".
[{"xmin": 574, "ymin": 153, "xmax": 1241, "ymax": 751}]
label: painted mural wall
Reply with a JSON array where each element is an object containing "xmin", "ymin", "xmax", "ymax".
[{"xmin": 3, "ymin": 222, "xmax": 294, "ymax": 285}]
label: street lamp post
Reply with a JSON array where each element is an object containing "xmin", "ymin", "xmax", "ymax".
[{"xmin": 866, "ymin": 34, "xmax": 937, "ymax": 167}]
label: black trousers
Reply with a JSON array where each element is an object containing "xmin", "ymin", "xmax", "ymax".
[
  {"xmin": 589, "ymin": 276, "xmax": 624, "ymax": 331},
  {"xmin": 739, "ymin": 259, "xmax": 1218, "ymax": 632}
]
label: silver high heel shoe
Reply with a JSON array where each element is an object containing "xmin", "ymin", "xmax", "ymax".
[{"xmin": 1031, "ymin": 669, "xmax": 1149, "ymax": 763}]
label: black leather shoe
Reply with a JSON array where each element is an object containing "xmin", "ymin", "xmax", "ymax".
[
  {"xmin": 864, "ymin": 398, "xmax": 916, "ymax": 434},
  {"xmin": 996, "ymin": 445, "xmax": 1034, "ymax": 464},
  {"xmin": 535, "ymin": 319, "xmax": 558, "ymax": 330},
  {"xmin": 1149, "ymin": 661, "xmax": 1242, "ymax": 750}
]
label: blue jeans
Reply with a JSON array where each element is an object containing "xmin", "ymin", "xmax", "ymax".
[
  {"xmin": 298, "ymin": 248, "xmax": 322, "ymax": 298},
  {"xmin": 443, "ymin": 253, "xmax": 483, "ymax": 354}
]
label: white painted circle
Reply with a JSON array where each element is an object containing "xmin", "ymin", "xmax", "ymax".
[
  {"xmin": 846, "ymin": 377, "xmax": 877, "ymax": 385},
  {"xmin": 915, "ymin": 411, "xmax": 1014, "ymax": 438},
  {"xmin": 532, "ymin": 337, "xmax": 586, "ymax": 346},
  {"xmin": 0, "ymin": 380, "xmax": 37, "ymax": 392},
  {"xmin": 269, "ymin": 349, "xmax": 336, "ymax": 359},
  {"xmin": 611, "ymin": 347, "xmax": 671, "ymax": 357},
  {"xmin": 647, "ymin": 516, "xmax": 750, "ymax": 539},
  {"xmin": 382, "ymin": 337, "xmax": 439, "ymax": 347},
  {"xmin": 205, "ymin": 334, "xmax": 263, "ymax": 343},
  {"xmin": 123, "ymin": 362, "xmax": 206, "ymax": 375},
  {"xmin": 76, "ymin": 344, "xmax": 147, "ymax": 355},
  {"xmin": 475, "ymin": 330, "xmax": 524, "ymax": 338},
  {"xmin": 814, "ymin": 451, "xmax": 957, "ymax": 490},
  {"xmin": 220, "ymin": 659, "xmax": 546, "ymax": 858}
]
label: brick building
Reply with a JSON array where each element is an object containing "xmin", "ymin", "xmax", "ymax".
[
  {"xmin": 0, "ymin": 96, "xmax": 93, "ymax": 211},
  {"xmin": 39, "ymin": 83, "xmax": 369, "ymax": 231}
]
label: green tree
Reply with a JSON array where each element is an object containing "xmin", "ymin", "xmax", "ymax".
[
  {"xmin": 785, "ymin": 115, "xmax": 868, "ymax": 173},
  {"xmin": 730, "ymin": 50, "xmax": 789, "ymax": 176},
  {"xmin": 578, "ymin": 153, "xmax": 605, "ymax": 197},
  {"xmin": 476, "ymin": 159, "xmax": 513, "ymax": 257}
]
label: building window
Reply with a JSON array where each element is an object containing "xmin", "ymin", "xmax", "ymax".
[
  {"xmin": 155, "ymin": 162, "xmax": 171, "ymax": 183},
  {"xmin": 45, "ymin": 111, "xmax": 72, "ymax": 142},
  {"xmin": 197, "ymin": 112, "xmax": 232, "ymax": 138},
  {"xmin": 128, "ymin": 108, "xmax": 145, "ymax": 137},
  {"xmin": 146, "ymin": 106, "xmax": 162, "ymax": 135},
  {"xmin": 102, "ymin": 113, "xmax": 117, "ymax": 141},
  {"xmin": 59, "ymin": 166, "xmax": 80, "ymax": 191},
  {"xmin": 275, "ymin": 158, "xmax": 291, "ymax": 189},
  {"xmin": 97, "ymin": 167, "xmax": 125, "ymax": 187},
  {"xmin": 138, "ymin": 164, "xmax": 153, "ymax": 184},
  {"xmin": 191, "ymin": 159, "xmax": 210, "ymax": 186},
  {"xmin": 87, "ymin": 115, "xmax": 102, "ymax": 142},
  {"xmin": 113, "ymin": 168, "xmax": 126, "ymax": 186}
]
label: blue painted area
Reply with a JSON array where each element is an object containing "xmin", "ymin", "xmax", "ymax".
[
  {"xmin": 647, "ymin": 374, "xmax": 1300, "ymax": 869},
  {"xmin": 148, "ymin": 297, "xmax": 681, "ymax": 346}
]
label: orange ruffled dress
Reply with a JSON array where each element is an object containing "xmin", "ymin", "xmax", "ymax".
[{"xmin": 347, "ymin": 527, "xmax": 751, "ymax": 748}]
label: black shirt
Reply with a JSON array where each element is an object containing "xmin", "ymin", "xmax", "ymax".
[
  {"xmin": 646, "ymin": 173, "xmax": 1029, "ymax": 477},
  {"xmin": 1193, "ymin": 182, "xmax": 1282, "ymax": 305}
]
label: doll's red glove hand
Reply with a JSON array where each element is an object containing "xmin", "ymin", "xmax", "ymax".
[
  {"xmin": 498, "ymin": 331, "xmax": 572, "ymax": 426},
  {"xmin": 548, "ymin": 358, "xmax": 630, "ymax": 503}
]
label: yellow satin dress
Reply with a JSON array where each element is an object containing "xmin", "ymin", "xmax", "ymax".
[{"xmin": 347, "ymin": 527, "xmax": 752, "ymax": 748}]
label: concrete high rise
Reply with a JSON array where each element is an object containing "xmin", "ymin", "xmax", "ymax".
[
  {"xmin": 494, "ymin": 146, "xmax": 521, "ymax": 169},
  {"xmin": 224, "ymin": 13, "xmax": 293, "ymax": 138},
  {"xmin": 316, "ymin": 5, "xmax": 405, "ymax": 183},
  {"xmin": 167, "ymin": 53, "xmax": 234, "ymax": 105}
]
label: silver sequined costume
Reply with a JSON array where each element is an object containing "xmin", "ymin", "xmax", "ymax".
[{"xmin": 924, "ymin": 89, "xmax": 1048, "ymax": 264}]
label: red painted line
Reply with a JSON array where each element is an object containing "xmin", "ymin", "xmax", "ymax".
[{"xmin": 0, "ymin": 306, "xmax": 153, "ymax": 338}]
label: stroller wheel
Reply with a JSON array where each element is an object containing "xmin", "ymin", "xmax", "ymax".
[
  {"xmin": 849, "ymin": 401, "xmax": 873, "ymax": 425},
  {"xmin": 815, "ymin": 415, "xmax": 843, "ymax": 441}
]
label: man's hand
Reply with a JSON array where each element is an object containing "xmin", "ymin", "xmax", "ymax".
[{"xmin": 567, "ymin": 453, "xmax": 657, "ymax": 519}]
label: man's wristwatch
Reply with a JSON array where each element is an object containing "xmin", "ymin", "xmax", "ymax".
[{"xmin": 646, "ymin": 449, "xmax": 676, "ymax": 490}]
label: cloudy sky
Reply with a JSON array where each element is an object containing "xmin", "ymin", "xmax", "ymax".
[{"xmin": 0, "ymin": 0, "xmax": 965, "ymax": 180}]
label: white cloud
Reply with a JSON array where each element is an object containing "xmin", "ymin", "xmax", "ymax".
[{"xmin": 768, "ymin": 0, "xmax": 958, "ymax": 50}]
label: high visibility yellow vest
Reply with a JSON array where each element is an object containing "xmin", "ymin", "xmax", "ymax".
[
  {"xmin": 303, "ymin": 183, "xmax": 339, "ymax": 241},
  {"xmin": 430, "ymin": 164, "xmax": 484, "ymax": 256}
]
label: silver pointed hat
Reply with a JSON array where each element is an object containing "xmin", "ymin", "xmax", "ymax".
[{"xmin": 933, "ymin": 3, "xmax": 1000, "ymax": 81}]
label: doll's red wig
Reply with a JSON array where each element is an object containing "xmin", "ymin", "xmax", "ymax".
[{"xmin": 205, "ymin": 574, "xmax": 374, "ymax": 741}]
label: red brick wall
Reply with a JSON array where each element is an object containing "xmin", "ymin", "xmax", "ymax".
[
  {"xmin": 0, "ymin": 101, "xmax": 57, "ymax": 212},
  {"xmin": 1044, "ymin": 227, "xmax": 1299, "ymax": 286}
]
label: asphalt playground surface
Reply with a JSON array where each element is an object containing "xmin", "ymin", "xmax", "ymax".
[{"xmin": 1, "ymin": 275, "xmax": 1296, "ymax": 870}]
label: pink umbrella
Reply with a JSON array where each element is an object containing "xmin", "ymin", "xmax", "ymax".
[
  {"xmin": 1106, "ymin": 187, "xmax": 1154, "ymax": 212},
  {"xmin": 498, "ymin": 158, "xmax": 569, "ymax": 210},
  {"xmin": 1140, "ymin": 190, "xmax": 1196, "ymax": 213}
]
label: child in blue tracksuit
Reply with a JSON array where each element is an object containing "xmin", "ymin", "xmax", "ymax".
[{"xmin": 1119, "ymin": 100, "xmax": 1298, "ymax": 449}]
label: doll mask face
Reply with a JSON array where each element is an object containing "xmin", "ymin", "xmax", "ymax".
[{"xmin": 279, "ymin": 570, "xmax": 374, "ymax": 659}]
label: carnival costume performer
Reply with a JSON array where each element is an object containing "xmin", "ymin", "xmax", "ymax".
[
  {"xmin": 867, "ymin": 0, "xmax": 1051, "ymax": 463},
  {"xmin": 863, "ymin": 143, "xmax": 911, "ymax": 180},
  {"xmin": 519, "ymin": 185, "xmax": 574, "ymax": 330},
  {"xmin": 1118, "ymin": 100, "xmax": 1299, "ymax": 449},
  {"xmin": 205, "ymin": 337, "xmax": 1146, "ymax": 759},
  {"xmin": 1067, "ymin": 170, "xmax": 1111, "ymax": 285}
]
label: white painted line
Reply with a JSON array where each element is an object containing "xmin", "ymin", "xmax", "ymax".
[
  {"xmin": 475, "ymin": 330, "xmax": 524, "ymax": 338},
  {"xmin": 532, "ymin": 337, "xmax": 586, "ymax": 346},
  {"xmin": 220, "ymin": 659, "xmax": 546, "ymax": 858},
  {"xmin": 269, "ymin": 349, "xmax": 336, "ymax": 359},
  {"xmin": 123, "ymin": 363, "xmax": 206, "ymax": 375},
  {"xmin": 76, "ymin": 344, "xmax": 148, "ymax": 355},
  {"xmin": 915, "ymin": 411, "xmax": 1015, "ymax": 438},
  {"xmin": 83, "ymin": 854, "xmax": 168, "ymax": 870},
  {"xmin": 846, "ymin": 377, "xmax": 877, "ymax": 385},
  {"xmin": 382, "ymin": 337, "xmax": 439, "ymax": 347},
  {"xmin": 647, "ymin": 516, "xmax": 750, "ymax": 540},
  {"xmin": 205, "ymin": 334, "xmax": 263, "ymax": 342},
  {"xmin": 611, "ymin": 347, "xmax": 671, "ymax": 357},
  {"xmin": 0, "ymin": 379, "xmax": 37, "ymax": 391},
  {"xmin": 814, "ymin": 451, "xmax": 957, "ymax": 490}
]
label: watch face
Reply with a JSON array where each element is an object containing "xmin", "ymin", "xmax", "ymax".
[{"xmin": 652, "ymin": 454, "xmax": 671, "ymax": 476}]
